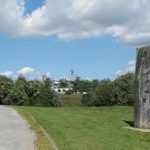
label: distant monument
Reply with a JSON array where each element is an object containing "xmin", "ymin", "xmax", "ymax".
[{"xmin": 134, "ymin": 46, "xmax": 150, "ymax": 128}]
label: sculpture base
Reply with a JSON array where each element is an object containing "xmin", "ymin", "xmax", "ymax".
[{"xmin": 125, "ymin": 126, "xmax": 150, "ymax": 133}]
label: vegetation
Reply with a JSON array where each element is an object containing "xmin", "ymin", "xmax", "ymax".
[
  {"xmin": 57, "ymin": 72, "xmax": 135, "ymax": 107},
  {"xmin": 71, "ymin": 79, "xmax": 98, "ymax": 93},
  {"xmin": 58, "ymin": 94, "xmax": 82, "ymax": 107},
  {"xmin": 81, "ymin": 73, "xmax": 135, "ymax": 106},
  {"xmin": 16, "ymin": 106, "xmax": 150, "ymax": 150},
  {"xmin": 11, "ymin": 72, "xmax": 139, "ymax": 150},
  {"xmin": 0, "ymin": 75, "xmax": 61, "ymax": 107},
  {"xmin": 0, "ymin": 72, "xmax": 135, "ymax": 107}
]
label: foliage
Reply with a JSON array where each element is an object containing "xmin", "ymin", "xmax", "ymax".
[
  {"xmin": 113, "ymin": 73, "xmax": 135, "ymax": 106},
  {"xmin": 81, "ymin": 73, "xmax": 135, "ymax": 107},
  {"xmin": 43, "ymin": 75, "xmax": 53, "ymax": 88},
  {"xmin": 82, "ymin": 92, "xmax": 96, "ymax": 106},
  {"xmin": 71, "ymin": 79, "xmax": 99, "ymax": 93},
  {"xmin": 94, "ymin": 79, "xmax": 114, "ymax": 106},
  {"xmin": 6, "ymin": 86, "xmax": 28, "ymax": 105},
  {"xmin": 36, "ymin": 86, "xmax": 61, "ymax": 107},
  {"xmin": 59, "ymin": 79, "xmax": 69, "ymax": 88},
  {"xmin": 0, "ymin": 76, "xmax": 14, "ymax": 104},
  {"xmin": 0, "ymin": 72, "xmax": 135, "ymax": 107},
  {"xmin": 0, "ymin": 75, "xmax": 61, "ymax": 107}
]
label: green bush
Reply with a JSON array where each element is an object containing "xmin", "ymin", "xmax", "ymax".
[
  {"xmin": 36, "ymin": 87, "xmax": 61, "ymax": 107},
  {"xmin": 0, "ymin": 76, "xmax": 14, "ymax": 104},
  {"xmin": 0, "ymin": 75, "xmax": 61, "ymax": 107},
  {"xmin": 0, "ymin": 73, "xmax": 135, "ymax": 107},
  {"xmin": 82, "ymin": 92, "xmax": 96, "ymax": 106},
  {"xmin": 81, "ymin": 73, "xmax": 135, "ymax": 107},
  {"xmin": 94, "ymin": 80, "xmax": 114, "ymax": 106},
  {"xmin": 113, "ymin": 73, "xmax": 135, "ymax": 106},
  {"xmin": 6, "ymin": 87, "xmax": 28, "ymax": 105}
]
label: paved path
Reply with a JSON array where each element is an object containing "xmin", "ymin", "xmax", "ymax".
[{"xmin": 0, "ymin": 106, "xmax": 35, "ymax": 150}]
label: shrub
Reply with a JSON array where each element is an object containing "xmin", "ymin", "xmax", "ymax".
[
  {"xmin": 81, "ymin": 73, "xmax": 135, "ymax": 107},
  {"xmin": 113, "ymin": 73, "xmax": 135, "ymax": 106},
  {"xmin": 94, "ymin": 80, "xmax": 114, "ymax": 106},
  {"xmin": 36, "ymin": 87, "xmax": 61, "ymax": 107},
  {"xmin": 0, "ymin": 75, "xmax": 61, "ymax": 107},
  {"xmin": 82, "ymin": 92, "xmax": 96, "ymax": 106},
  {"xmin": 6, "ymin": 87, "xmax": 28, "ymax": 105}
]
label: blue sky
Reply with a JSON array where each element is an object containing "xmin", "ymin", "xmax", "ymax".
[
  {"xmin": 0, "ymin": 0, "xmax": 139, "ymax": 80},
  {"xmin": 0, "ymin": 34, "xmax": 135, "ymax": 80},
  {"xmin": 25, "ymin": 0, "xmax": 45, "ymax": 14}
]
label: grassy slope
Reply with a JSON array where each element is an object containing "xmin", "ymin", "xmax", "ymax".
[
  {"xmin": 58, "ymin": 94, "xmax": 82, "ymax": 107},
  {"xmin": 16, "ymin": 107, "xmax": 150, "ymax": 150}
]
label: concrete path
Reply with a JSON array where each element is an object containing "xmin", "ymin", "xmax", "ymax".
[{"xmin": 0, "ymin": 106, "xmax": 35, "ymax": 150}]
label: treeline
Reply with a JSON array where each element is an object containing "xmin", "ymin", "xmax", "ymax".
[
  {"xmin": 0, "ymin": 72, "xmax": 135, "ymax": 107},
  {"xmin": 65, "ymin": 73, "xmax": 135, "ymax": 106},
  {"xmin": 0, "ymin": 75, "xmax": 61, "ymax": 107},
  {"xmin": 81, "ymin": 73, "xmax": 135, "ymax": 106}
]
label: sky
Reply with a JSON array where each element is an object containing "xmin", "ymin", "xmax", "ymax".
[{"xmin": 1, "ymin": 0, "xmax": 148, "ymax": 80}]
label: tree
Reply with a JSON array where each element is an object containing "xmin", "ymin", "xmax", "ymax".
[
  {"xmin": 81, "ymin": 73, "xmax": 135, "ymax": 107},
  {"xmin": 59, "ymin": 79, "xmax": 69, "ymax": 88},
  {"xmin": 36, "ymin": 86, "xmax": 61, "ymax": 107},
  {"xmin": 5, "ymin": 76, "xmax": 28, "ymax": 105},
  {"xmin": 113, "ymin": 73, "xmax": 135, "ymax": 106},
  {"xmin": 82, "ymin": 92, "xmax": 96, "ymax": 106},
  {"xmin": 6, "ymin": 86, "xmax": 28, "ymax": 105},
  {"xmin": 72, "ymin": 79, "xmax": 94, "ymax": 93},
  {"xmin": 24, "ymin": 80, "xmax": 42, "ymax": 105},
  {"xmin": 94, "ymin": 79, "xmax": 114, "ymax": 106},
  {"xmin": 43, "ymin": 75, "xmax": 53, "ymax": 88},
  {"xmin": 0, "ymin": 76, "xmax": 13, "ymax": 104}
]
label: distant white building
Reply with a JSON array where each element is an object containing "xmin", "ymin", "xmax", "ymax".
[
  {"xmin": 53, "ymin": 88, "xmax": 71, "ymax": 94},
  {"xmin": 52, "ymin": 80, "xmax": 73, "ymax": 94}
]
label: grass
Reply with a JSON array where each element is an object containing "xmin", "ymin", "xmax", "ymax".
[
  {"xmin": 58, "ymin": 94, "xmax": 82, "ymax": 107},
  {"xmin": 16, "ymin": 106, "xmax": 150, "ymax": 150}
]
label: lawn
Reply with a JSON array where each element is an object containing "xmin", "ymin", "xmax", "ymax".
[
  {"xmin": 58, "ymin": 94, "xmax": 82, "ymax": 107},
  {"xmin": 16, "ymin": 106, "xmax": 150, "ymax": 150}
]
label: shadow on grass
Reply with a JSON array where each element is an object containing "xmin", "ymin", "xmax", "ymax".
[{"xmin": 124, "ymin": 120, "xmax": 134, "ymax": 127}]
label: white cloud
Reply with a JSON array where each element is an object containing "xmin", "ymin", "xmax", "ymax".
[
  {"xmin": 0, "ymin": 71, "xmax": 14, "ymax": 78},
  {"xmin": 0, "ymin": 67, "xmax": 50, "ymax": 80},
  {"xmin": 17, "ymin": 67, "xmax": 42, "ymax": 80},
  {"xmin": 116, "ymin": 60, "xmax": 136, "ymax": 76},
  {"xmin": 128, "ymin": 60, "xmax": 136, "ymax": 67},
  {"xmin": 17, "ymin": 67, "xmax": 35, "ymax": 75},
  {"xmin": 0, "ymin": 0, "xmax": 150, "ymax": 45},
  {"xmin": 0, "ymin": 0, "xmax": 25, "ymax": 35}
]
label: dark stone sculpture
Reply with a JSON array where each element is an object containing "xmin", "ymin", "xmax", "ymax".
[{"xmin": 134, "ymin": 46, "xmax": 150, "ymax": 128}]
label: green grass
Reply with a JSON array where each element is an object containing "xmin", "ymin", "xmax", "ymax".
[
  {"xmin": 58, "ymin": 94, "xmax": 82, "ymax": 107},
  {"xmin": 16, "ymin": 106, "xmax": 150, "ymax": 150}
]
